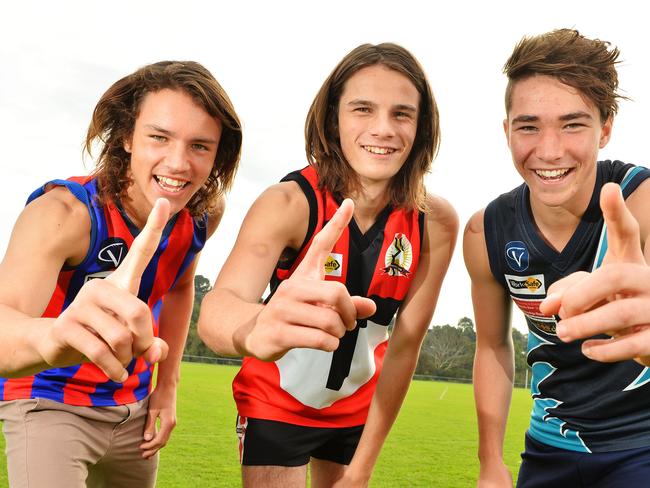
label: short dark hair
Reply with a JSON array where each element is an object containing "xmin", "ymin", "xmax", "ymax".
[
  {"xmin": 86, "ymin": 61, "xmax": 242, "ymax": 216},
  {"xmin": 504, "ymin": 28, "xmax": 623, "ymax": 123},
  {"xmin": 305, "ymin": 43, "xmax": 439, "ymax": 211}
]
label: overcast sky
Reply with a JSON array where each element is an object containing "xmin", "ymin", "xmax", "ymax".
[{"xmin": 2, "ymin": 1, "xmax": 648, "ymax": 332}]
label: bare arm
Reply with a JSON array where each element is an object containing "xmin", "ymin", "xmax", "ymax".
[
  {"xmin": 141, "ymin": 199, "xmax": 225, "ymax": 458},
  {"xmin": 338, "ymin": 196, "xmax": 459, "ymax": 487},
  {"xmin": 198, "ymin": 183, "xmax": 375, "ymax": 360},
  {"xmin": 0, "ymin": 186, "xmax": 169, "ymax": 381},
  {"xmin": 464, "ymin": 210, "xmax": 514, "ymax": 488}
]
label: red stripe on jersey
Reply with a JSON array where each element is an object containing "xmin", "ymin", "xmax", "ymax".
[
  {"xmin": 2, "ymin": 377, "xmax": 35, "ymax": 400},
  {"xmin": 42, "ymin": 270, "xmax": 74, "ymax": 318},
  {"xmin": 113, "ymin": 371, "xmax": 141, "ymax": 405},
  {"xmin": 367, "ymin": 209, "xmax": 421, "ymax": 299}
]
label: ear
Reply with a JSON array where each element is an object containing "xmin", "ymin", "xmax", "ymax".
[
  {"xmin": 599, "ymin": 116, "xmax": 613, "ymax": 149},
  {"xmin": 123, "ymin": 137, "xmax": 133, "ymax": 154},
  {"xmin": 503, "ymin": 118, "xmax": 511, "ymax": 147}
]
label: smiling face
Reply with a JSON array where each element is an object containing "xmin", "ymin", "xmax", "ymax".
[
  {"xmin": 337, "ymin": 64, "xmax": 420, "ymax": 192},
  {"xmin": 505, "ymin": 75, "xmax": 612, "ymax": 214},
  {"xmin": 123, "ymin": 88, "xmax": 222, "ymax": 227}
]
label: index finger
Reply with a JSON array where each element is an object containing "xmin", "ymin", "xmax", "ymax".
[
  {"xmin": 294, "ymin": 199, "xmax": 354, "ymax": 280},
  {"xmin": 600, "ymin": 182, "xmax": 644, "ymax": 265},
  {"xmin": 108, "ymin": 198, "xmax": 171, "ymax": 294}
]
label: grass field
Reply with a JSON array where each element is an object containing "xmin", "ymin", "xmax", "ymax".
[{"xmin": 0, "ymin": 363, "xmax": 532, "ymax": 486}]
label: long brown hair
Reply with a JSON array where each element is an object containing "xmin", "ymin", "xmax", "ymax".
[
  {"xmin": 305, "ymin": 43, "xmax": 439, "ymax": 211},
  {"xmin": 504, "ymin": 29, "xmax": 623, "ymax": 122},
  {"xmin": 86, "ymin": 61, "xmax": 242, "ymax": 216}
]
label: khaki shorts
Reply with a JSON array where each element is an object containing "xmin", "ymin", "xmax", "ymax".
[{"xmin": 0, "ymin": 397, "xmax": 158, "ymax": 488}]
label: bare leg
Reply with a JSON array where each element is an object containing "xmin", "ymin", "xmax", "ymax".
[
  {"xmin": 310, "ymin": 458, "xmax": 347, "ymax": 488},
  {"xmin": 242, "ymin": 465, "xmax": 308, "ymax": 488}
]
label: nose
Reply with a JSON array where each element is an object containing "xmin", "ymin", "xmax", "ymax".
[
  {"xmin": 535, "ymin": 129, "xmax": 564, "ymax": 162},
  {"xmin": 369, "ymin": 111, "xmax": 396, "ymax": 139},
  {"xmin": 167, "ymin": 142, "xmax": 191, "ymax": 173}
]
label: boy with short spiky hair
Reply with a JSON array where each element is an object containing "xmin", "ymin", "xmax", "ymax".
[{"xmin": 465, "ymin": 29, "xmax": 650, "ymax": 486}]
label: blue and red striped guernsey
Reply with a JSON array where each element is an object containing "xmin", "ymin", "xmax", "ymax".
[{"xmin": 0, "ymin": 177, "xmax": 207, "ymax": 406}]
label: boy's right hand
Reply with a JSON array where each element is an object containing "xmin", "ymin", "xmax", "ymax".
[
  {"xmin": 36, "ymin": 199, "xmax": 171, "ymax": 382},
  {"xmin": 237, "ymin": 199, "xmax": 376, "ymax": 361}
]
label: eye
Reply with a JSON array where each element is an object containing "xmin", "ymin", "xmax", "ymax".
[
  {"xmin": 353, "ymin": 106, "xmax": 371, "ymax": 113},
  {"xmin": 564, "ymin": 123, "xmax": 585, "ymax": 130},
  {"xmin": 395, "ymin": 111, "xmax": 413, "ymax": 120},
  {"xmin": 517, "ymin": 125, "xmax": 538, "ymax": 133},
  {"xmin": 150, "ymin": 134, "xmax": 167, "ymax": 142},
  {"xmin": 192, "ymin": 143, "xmax": 209, "ymax": 151}
]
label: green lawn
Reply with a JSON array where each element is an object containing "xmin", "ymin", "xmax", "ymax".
[{"xmin": 0, "ymin": 363, "xmax": 532, "ymax": 486}]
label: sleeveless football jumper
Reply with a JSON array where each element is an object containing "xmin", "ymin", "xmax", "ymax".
[
  {"xmin": 233, "ymin": 166, "xmax": 424, "ymax": 427},
  {"xmin": 0, "ymin": 177, "xmax": 207, "ymax": 407},
  {"xmin": 484, "ymin": 160, "xmax": 650, "ymax": 453}
]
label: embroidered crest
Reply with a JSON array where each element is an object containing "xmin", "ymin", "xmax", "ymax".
[{"xmin": 382, "ymin": 233, "xmax": 413, "ymax": 277}]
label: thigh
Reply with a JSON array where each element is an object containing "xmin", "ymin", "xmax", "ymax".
[
  {"xmin": 89, "ymin": 398, "xmax": 158, "ymax": 488},
  {"xmin": 585, "ymin": 444, "xmax": 650, "ymax": 488},
  {"xmin": 310, "ymin": 458, "xmax": 347, "ymax": 488},
  {"xmin": 242, "ymin": 465, "xmax": 307, "ymax": 488},
  {"xmin": 311, "ymin": 424, "xmax": 363, "ymax": 465},
  {"xmin": 0, "ymin": 399, "xmax": 106, "ymax": 488},
  {"xmin": 516, "ymin": 435, "xmax": 582, "ymax": 488}
]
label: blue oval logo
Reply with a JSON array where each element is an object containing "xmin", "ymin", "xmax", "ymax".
[{"xmin": 505, "ymin": 241, "xmax": 529, "ymax": 272}]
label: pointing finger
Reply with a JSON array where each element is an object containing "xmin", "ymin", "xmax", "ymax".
[
  {"xmin": 294, "ymin": 199, "xmax": 354, "ymax": 280},
  {"xmin": 108, "ymin": 198, "xmax": 170, "ymax": 294},
  {"xmin": 600, "ymin": 183, "xmax": 644, "ymax": 265}
]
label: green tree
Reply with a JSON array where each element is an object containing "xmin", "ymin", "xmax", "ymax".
[{"xmin": 183, "ymin": 274, "xmax": 219, "ymax": 358}]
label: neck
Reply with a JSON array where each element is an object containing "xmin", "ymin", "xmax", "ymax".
[{"xmin": 347, "ymin": 180, "xmax": 391, "ymax": 234}]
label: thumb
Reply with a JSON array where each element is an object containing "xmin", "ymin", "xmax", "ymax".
[
  {"xmin": 108, "ymin": 198, "xmax": 171, "ymax": 294},
  {"xmin": 351, "ymin": 296, "xmax": 376, "ymax": 320},
  {"xmin": 143, "ymin": 409, "xmax": 158, "ymax": 441},
  {"xmin": 141, "ymin": 337, "xmax": 169, "ymax": 365},
  {"xmin": 293, "ymin": 199, "xmax": 354, "ymax": 280},
  {"xmin": 600, "ymin": 183, "xmax": 644, "ymax": 265}
]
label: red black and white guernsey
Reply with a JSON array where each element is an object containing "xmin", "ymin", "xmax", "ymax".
[
  {"xmin": 233, "ymin": 166, "xmax": 424, "ymax": 428},
  {"xmin": 484, "ymin": 160, "xmax": 650, "ymax": 453},
  {"xmin": 0, "ymin": 177, "xmax": 207, "ymax": 407}
]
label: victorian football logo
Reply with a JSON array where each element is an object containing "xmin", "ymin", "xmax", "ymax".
[
  {"xmin": 382, "ymin": 234, "xmax": 412, "ymax": 277},
  {"xmin": 505, "ymin": 240, "xmax": 529, "ymax": 272},
  {"xmin": 96, "ymin": 238, "xmax": 128, "ymax": 268}
]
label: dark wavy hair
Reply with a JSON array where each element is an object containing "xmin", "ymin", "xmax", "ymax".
[
  {"xmin": 504, "ymin": 29, "xmax": 623, "ymax": 122},
  {"xmin": 86, "ymin": 61, "xmax": 242, "ymax": 216},
  {"xmin": 305, "ymin": 43, "xmax": 439, "ymax": 211}
]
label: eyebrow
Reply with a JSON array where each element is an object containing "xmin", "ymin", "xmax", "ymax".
[
  {"xmin": 145, "ymin": 124, "xmax": 219, "ymax": 144},
  {"xmin": 511, "ymin": 111, "xmax": 594, "ymax": 124},
  {"xmin": 347, "ymin": 99, "xmax": 418, "ymax": 113}
]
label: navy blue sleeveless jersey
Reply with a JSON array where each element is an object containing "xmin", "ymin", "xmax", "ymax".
[{"xmin": 484, "ymin": 160, "xmax": 650, "ymax": 453}]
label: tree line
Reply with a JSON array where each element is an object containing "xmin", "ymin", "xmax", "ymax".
[{"xmin": 184, "ymin": 275, "xmax": 531, "ymax": 387}]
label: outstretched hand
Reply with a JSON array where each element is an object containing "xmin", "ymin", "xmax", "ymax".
[
  {"xmin": 540, "ymin": 183, "xmax": 650, "ymax": 364},
  {"xmin": 38, "ymin": 198, "xmax": 171, "ymax": 381},
  {"xmin": 238, "ymin": 199, "xmax": 376, "ymax": 361}
]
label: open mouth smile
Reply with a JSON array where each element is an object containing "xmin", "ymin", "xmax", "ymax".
[
  {"xmin": 155, "ymin": 175, "xmax": 189, "ymax": 193},
  {"xmin": 362, "ymin": 145, "xmax": 396, "ymax": 155},
  {"xmin": 534, "ymin": 168, "xmax": 572, "ymax": 181}
]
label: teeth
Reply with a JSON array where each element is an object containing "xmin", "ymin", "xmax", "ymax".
[
  {"xmin": 535, "ymin": 169, "xmax": 570, "ymax": 179},
  {"xmin": 155, "ymin": 176, "xmax": 187, "ymax": 192},
  {"xmin": 363, "ymin": 145, "xmax": 395, "ymax": 155}
]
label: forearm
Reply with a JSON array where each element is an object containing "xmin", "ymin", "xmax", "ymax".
[
  {"xmin": 473, "ymin": 341, "xmax": 514, "ymax": 464},
  {"xmin": 198, "ymin": 287, "xmax": 263, "ymax": 357},
  {"xmin": 0, "ymin": 305, "xmax": 55, "ymax": 377},
  {"xmin": 348, "ymin": 340, "xmax": 421, "ymax": 480}
]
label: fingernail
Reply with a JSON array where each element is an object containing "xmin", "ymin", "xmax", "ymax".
[
  {"xmin": 556, "ymin": 324, "xmax": 567, "ymax": 340},
  {"xmin": 119, "ymin": 370, "xmax": 128, "ymax": 383},
  {"xmin": 144, "ymin": 432, "xmax": 153, "ymax": 441},
  {"xmin": 582, "ymin": 345, "xmax": 593, "ymax": 359}
]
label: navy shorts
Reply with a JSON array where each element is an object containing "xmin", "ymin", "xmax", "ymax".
[
  {"xmin": 517, "ymin": 434, "xmax": 650, "ymax": 487},
  {"xmin": 236, "ymin": 415, "xmax": 364, "ymax": 467}
]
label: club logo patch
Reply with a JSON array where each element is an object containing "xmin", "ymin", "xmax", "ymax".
[
  {"xmin": 324, "ymin": 253, "xmax": 343, "ymax": 277},
  {"xmin": 512, "ymin": 297, "xmax": 557, "ymax": 335},
  {"xmin": 505, "ymin": 241, "xmax": 529, "ymax": 272},
  {"xmin": 96, "ymin": 238, "xmax": 128, "ymax": 269},
  {"xmin": 383, "ymin": 234, "xmax": 413, "ymax": 277},
  {"xmin": 504, "ymin": 273, "xmax": 546, "ymax": 296}
]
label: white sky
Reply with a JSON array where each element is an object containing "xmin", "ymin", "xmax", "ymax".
[{"xmin": 2, "ymin": 1, "xmax": 649, "ymax": 332}]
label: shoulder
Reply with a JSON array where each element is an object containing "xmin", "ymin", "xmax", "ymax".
[
  {"xmin": 20, "ymin": 184, "xmax": 91, "ymax": 264},
  {"xmin": 422, "ymin": 194, "xmax": 458, "ymax": 239}
]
